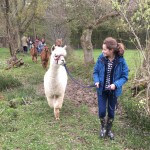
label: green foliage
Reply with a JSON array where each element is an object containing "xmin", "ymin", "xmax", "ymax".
[
  {"xmin": 70, "ymin": 22, "xmax": 136, "ymax": 49},
  {"xmin": 0, "ymin": 74, "xmax": 22, "ymax": 91},
  {"xmin": 121, "ymin": 82, "xmax": 150, "ymax": 131},
  {"xmin": 131, "ymin": 1, "xmax": 150, "ymax": 31},
  {"xmin": 112, "ymin": 0, "xmax": 150, "ymax": 47}
]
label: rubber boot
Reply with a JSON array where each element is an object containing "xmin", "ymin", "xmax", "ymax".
[
  {"xmin": 106, "ymin": 118, "xmax": 114, "ymax": 140},
  {"xmin": 99, "ymin": 118, "xmax": 106, "ymax": 138}
]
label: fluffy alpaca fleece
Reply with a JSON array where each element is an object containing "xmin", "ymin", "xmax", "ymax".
[{"xmin": 44, "ymin": 46, "xmax": 67, "ymax": 120}]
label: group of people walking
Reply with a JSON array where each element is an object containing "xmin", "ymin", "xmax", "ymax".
[
  {"xmin": 21, "ymin": 36, "xmax": 63, "ymax": 55},
  {"xmin": 21, "ymin": 35, "xmax": 46, "ymax": 54}
]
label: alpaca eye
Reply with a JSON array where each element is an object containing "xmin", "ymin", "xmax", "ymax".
[{"xmin": 55, "ymin": 54, "xmax": 58, "ymax": 57}]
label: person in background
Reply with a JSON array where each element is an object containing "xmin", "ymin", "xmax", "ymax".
[
  {"xmin": 51, "ymin": 39, "xmax": 63, "ymax": 51},
  {"xmin": 21, "ymin": 35, "xmax": 28, "ymax": 53},
  {"xmin": 34, "ymin": 38, "xmax": 40, "ymax": 54},
  {"xmin": 55, "ymin": 39, "xmax": 62, "ymax": 47},
  {"xmin": 93, "ymin": 37, "xmax": 129, "ymax": 140},
  {"xmin": 38, "ymin": 38, "xmax": 46, "ymax": 54},
  {"xmin": 27, "ymin": 36, "xmax": 33, "ymax": 50}
]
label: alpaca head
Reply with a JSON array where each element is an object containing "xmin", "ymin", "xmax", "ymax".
[
  {"xmin": 43, "ymin": 46, "xmax": 50, "ymax": 53},
  {"xmin": 51, "ymin": 45, "xmax": 67, "ymax": 65}
]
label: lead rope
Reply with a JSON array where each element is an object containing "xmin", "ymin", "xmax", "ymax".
[
  {"xmin": 64, "ymin": 63, "xmax": 118, "ymax": 110},
  {"xmin": 63, "ymin": 64, "xmax": 96, "ymax": 88}
]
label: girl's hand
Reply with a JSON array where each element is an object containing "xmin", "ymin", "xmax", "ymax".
[
  {"xmin": 95, "ymin": 82, "xmax": 100, "ymax": 88},
  {"xmin": 109, "ymin": 84, "xmax": 116, "ymax": 90}
]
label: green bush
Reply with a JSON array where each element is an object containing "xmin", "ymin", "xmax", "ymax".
[
  {"xmin": 0, "ymin": 74, "xmax": 22, "ymax": 91},
  {"xmin": 121, "ymin": 92, "xmax": 150, "ymax": 131}
]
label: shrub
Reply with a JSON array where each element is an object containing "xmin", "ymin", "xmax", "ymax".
[
  {"xmin": 121, "ymin": 92, "xmax": 150, "ymax": 131},
  {"xmin": 0, "ymin": 74, "xmax": 22, "ymax": 91}
]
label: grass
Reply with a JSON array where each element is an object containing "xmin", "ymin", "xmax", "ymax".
[
  {"xmin": 0, "ymin": 48, "xmax": 149, "ymax": 150},
  {"xmin": 0, "ymin": 74, "xmax": 22, "ymax": 91}
]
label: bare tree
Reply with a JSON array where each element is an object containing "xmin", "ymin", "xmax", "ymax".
[
  {"xmin": 66, "ymin": 0, "xmax": 119, "ymax": 64},
  {"xmin": 0, "ymin": 0, "xmax": 44, "ymax": 55},
  {"xmin": 45, "ymin": 0, "xmax": 72, "ymax": 45},
  {"xmin": 12, "ymin": 0, "xmax": 38, "ymax": 51},
  {"xmin": 44, "ymin": 0, "xmax": 119, "ymax": 64},
  {"xmin": 0, "ymin": 1, "xmax": 7, "ymax": 48},
  {"xmin": 2, "ymin": 0, "xmax": 15, "ymax": 56}
]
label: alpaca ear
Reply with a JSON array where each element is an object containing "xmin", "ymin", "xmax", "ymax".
[
  {"xmin": 51, "ymin": 45, "xmax": 55, "ymax": 52},
  {"xmin": 63, "ymin": 45, "xmax": 67, "ymax": 50}
]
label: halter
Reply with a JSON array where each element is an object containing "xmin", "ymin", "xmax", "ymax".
[{"xmin": 54, "ymin": 54, "xmax": 65, "ymax": 64}]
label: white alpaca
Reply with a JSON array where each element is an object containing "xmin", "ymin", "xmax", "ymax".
[{"xmin": 44, "ymin": 46, "xmax": 67, "ymax": 120}]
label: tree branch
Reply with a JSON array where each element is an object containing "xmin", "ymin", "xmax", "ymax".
[{"xmin": 95, "ymin": 11, "xmax": 119, "ymax": 27}]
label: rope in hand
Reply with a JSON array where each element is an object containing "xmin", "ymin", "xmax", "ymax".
[
  {"xmin": 64, "ymin": 63, "xmax": 118, "ymax": 110},
  {"xmin": 63, "ymin": 63, "xmax": 96, "ymax": 88}
]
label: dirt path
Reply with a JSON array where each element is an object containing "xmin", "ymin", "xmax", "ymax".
[
  {"xmin": 65, "ymin": 79, "xmax": 124, "ymax": 115},
  {"xmin": 65, "ymin": 79, "xmax": 98, "ymax": 114}
]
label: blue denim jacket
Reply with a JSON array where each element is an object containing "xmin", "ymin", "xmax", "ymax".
[{"xmin": 93, "ymin": 53, "xmax": 129, "ymax": 97}]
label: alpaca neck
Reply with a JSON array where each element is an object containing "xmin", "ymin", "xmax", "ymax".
[{"xmin": 49, "ymin": 63, "xmax": 61, "ymax": 77}]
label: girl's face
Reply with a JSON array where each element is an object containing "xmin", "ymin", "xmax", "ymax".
[{"xmin": 102, "ymin": 44, "xmax": 114, "ymax": 58}]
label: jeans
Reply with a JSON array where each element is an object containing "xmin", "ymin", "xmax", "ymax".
[{"xmin": 97, "ymin": 90, "xmax": 117, "ymax": 119}]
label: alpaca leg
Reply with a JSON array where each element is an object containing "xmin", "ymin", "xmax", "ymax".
[
  {"xmin": 43, "ymin": 62, "xmax": 46, "ymax": 69},
  {"xmin": 54, "ymin": 107, "xmax": 60, "ymax": 120},
  {"xmin": 42, "ymin": 61, "xmax": 44, "ymax": 68},
  {"xmin": 45, "ymin": 61, "xmax": 48, "ymax": 70},
  {"xmin": 53, "ymin": 95, "xmax": 64, "ymax": 120},
  {"xmin": 35, "ymin": 56, "xmax": 37, "ymax": 63},
  {"xmin": 32, "ymin": 56, "xmax": 34, "ymax": 62},
  {"xmin": 42, "ymin": 61, "xmax": 46, "ymax": 69},
  {"xmin": 47, "ymin": 96, "xmax": 60, "ymax": 120},
  {"xmin": 46, "ymin": 96, "xmax": 53, "ymax": 108}
]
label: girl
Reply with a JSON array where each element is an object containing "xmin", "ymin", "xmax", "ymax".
[{"xmin": 93, "ymin": 37, "xmax": 129, "ymax": 140}]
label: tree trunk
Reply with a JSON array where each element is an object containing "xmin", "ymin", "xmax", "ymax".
[
  {"xmin": 5, "ymin": 0, "xmax": 16, "ymax": 56},
  {"xmin": 18, "ymin": 30, "xmax": 24, "ymax": 52},
  {"xmin": 80, "ymin": 27, "xmax": 94, "ymax": 64},
  {"xmin": 5, "ymin": 0, "xmax": 12, "ymax": 56},
  {"xmin": 80, "ymin": 12, "xmax": 119, "ymax": 65},
  {"xmin": 18, "ymin": 33, "xmax": 22, "ymax": 51},
  {"xmin": 32, "ymin": 16, "xmax": 36, "ymax": 40}
]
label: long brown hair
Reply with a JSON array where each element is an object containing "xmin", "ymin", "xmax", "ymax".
[
  {"xmin": 118, "ymin": 43, "xmax": 125, "ymax": 56},
  {"xmin": 103, "ymin": 37, "xmax": 124, "ymax": 56}
]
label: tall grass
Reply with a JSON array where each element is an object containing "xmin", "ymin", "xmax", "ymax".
[
  {"xmin": 0, "ymin": 74, "xmax": 22, "ymax": 91},
  {"xmin": 0, "ymin": 48, "xmax": 149, "ymax": 150}
]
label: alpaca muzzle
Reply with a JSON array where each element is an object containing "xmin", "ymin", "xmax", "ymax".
[{"xmin": 54, "ymin": 54, "xmax": 65, "ymax": 64}]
